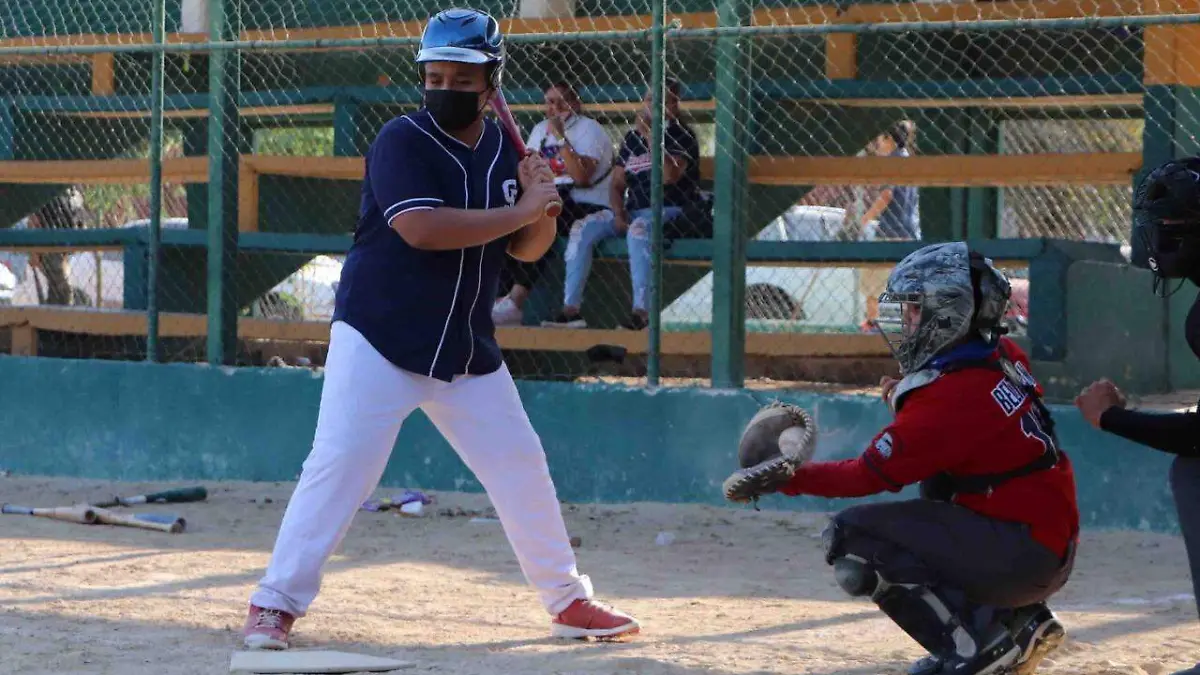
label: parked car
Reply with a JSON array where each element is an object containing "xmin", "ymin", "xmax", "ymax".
[{"xmin": 661, "ymin": 205, "xmax": 868, "ymax": 332}]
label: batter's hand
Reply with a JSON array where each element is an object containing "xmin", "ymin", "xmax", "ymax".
[
  {"xmin": 518, "ymin": 154, "xmax": 554, "ymax": 191},
  {"xmin": 517, "ymin": 180, "xmax": 560, "ymax": 224},
  {"xmin": 1074, "ymin": 378, "xmax": 1126, "ymax": 429}
]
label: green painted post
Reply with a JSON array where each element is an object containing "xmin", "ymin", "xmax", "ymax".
[
  {"xmin": 647, "ymin": 0, "xmax": 665, "ymax": 386},
  {"xmin": 147, "ymin": 0, "xmax": 165, "ymax": 362},
  {"xmin": 0, "ymin": 102, "xmax": 13, "ymax": 160},
  {"xmin": 965, "ymin": 110, "xmax": 1000, "ymax": 240},
  {"xmin": 206, "ymin": 0, "xmax": 241, "ymax": 365},
  {"xmin": 333, "ymin": 98, "xmax": 362, "ymax": 157},
  {"xmin": 946, "ymin": 109, "xmax": 968, "ymax": 240},
  {"xmin": 184, "ymin": 120, "xmax": 208, "ymax": 230},
  {"xmin": 710, "ymin": 0, "xmax": 750, "ymax": 389},
  {"xmin": 993, "ymin": 126, "xmax": 1006, "ymax": 237}
]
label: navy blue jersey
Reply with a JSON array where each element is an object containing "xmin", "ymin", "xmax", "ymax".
[
  {"xmin": 617, "ymin": 120, "xmax": 701, "ymax": 211},
  {"xmin": 332, "ymin": 109, "xmax": 521, "ymax": 382}
]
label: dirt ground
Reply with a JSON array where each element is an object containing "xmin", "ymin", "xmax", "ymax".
[{"xmin": 1, "ymin": 476, "xmax": 1198, "ymax": 675}]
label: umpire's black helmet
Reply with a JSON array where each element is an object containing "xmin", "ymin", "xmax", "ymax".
[
  {"xmin": 1134, "ymin": 157, "xmax": 1200, "ymax": 289},
  {"xmin": 417, "ymin": 8, "xmax": 504, "ymax": 88}
]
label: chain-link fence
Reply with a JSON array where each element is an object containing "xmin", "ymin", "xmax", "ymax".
[{"xmin": 0, "ymin": 0, "xmax": 1191, "ymax": 389}]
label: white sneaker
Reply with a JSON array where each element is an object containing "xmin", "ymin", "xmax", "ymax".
[{"xmin": 492, "ymin": 297, "xmax": 523, "ymax": 326}]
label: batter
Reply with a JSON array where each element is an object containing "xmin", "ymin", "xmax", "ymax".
[{"xmin": 241, "ymin": 8, "xmax": 640, "ymax": 649}]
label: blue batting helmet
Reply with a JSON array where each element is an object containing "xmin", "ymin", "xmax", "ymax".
[{"xmin": 417, "ymin": 8, "xmax": 505, "ymax": 87}]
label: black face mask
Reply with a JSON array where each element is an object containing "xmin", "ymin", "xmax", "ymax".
[
  {"xmin": 425, "ymin": 89, "xmax": 484, "ymax": 132},
  {"xmin": 1187, "ymin": 291, "xmax": 1200, "ymax": 360}
]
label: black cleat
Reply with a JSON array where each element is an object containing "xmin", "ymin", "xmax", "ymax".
[
  {"xmin": 908, "ymin": 654, "xmax": 943, "ymax": 675},
  {"xmin": 1007, "ymin": 605, "xmax": 1066, "ymax": 675}
]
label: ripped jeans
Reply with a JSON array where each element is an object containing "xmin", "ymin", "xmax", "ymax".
[{"xmin": 563, "ymin": 206, "xmax": 684, "ymax": 311}]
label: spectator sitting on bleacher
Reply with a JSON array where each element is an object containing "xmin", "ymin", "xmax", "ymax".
[
  {"xmin": 492, "ymin": 81, "xmax": 615, "ymax": 326},
  {"xmin": 542, "ymin": 78, "xmax": 703, "ymax": 330}
]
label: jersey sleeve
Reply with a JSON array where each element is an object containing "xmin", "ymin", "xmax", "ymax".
[
  {"xmin": 780, "ymin": 384, "xmax": 969, "ymax": 498},
  {"xmin": 1101, "ymin": 407, "xmax": 1200, "ymax": 457},
  {"xmin": 526, "ymin": 120, "xmax": 547, "ymax": 155},
  {"xmin": 369, "ymin": 118, "xmax": 445, "ymax": 223},
  {"xmin": 572, "ymin": 118, "xmax": 611, "ymax": 163}
]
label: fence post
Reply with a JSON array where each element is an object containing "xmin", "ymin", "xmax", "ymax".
[
  {"xmin": 333, "ymin": 96, "xmax": 362, "ymax": 157},
  {"xmin": 647, "ymin": 0, "xmax": 666, "ymax": 386},
  {"xmin": 965, "ymin": 109, "xmax": 1001, "ymax": 240},
  {"xmin": 147, "ymin": 0, "xmax": 166, "ymax": 363},
  {"xmin": 206, "ymin": 0, "xmax": 241, "ymax": 365},
  {"xmin": 710, "ymin": 0, "xmax": 750, "ymax": 388},
  {"xmin": 0, "ymin": 102, "xmax": 13, "ymax": 160}
]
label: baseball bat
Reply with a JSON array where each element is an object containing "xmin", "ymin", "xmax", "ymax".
[
  {"xmin": 92, "ymin": 507, "xmax": 185, "ymax": 534},
  {"xmin": 488, "ymin": 89, "xmax": 563, "ymax": 219},
  {"xmin": 92, "ymin": 486, "xmax": 207, "ymax": 508},
  {"xmin": 1, "ymin": 503, "xmax": 97, "ymax": 524}
]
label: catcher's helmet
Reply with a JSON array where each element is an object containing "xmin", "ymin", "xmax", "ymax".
[
  {"xmin": 876, "ymin": 241, "xmax": 1012, "ymax": 374},
  {"xmin": 1134, "ymin": 157, "xmax": 1200, "ymax": 293},
  {"xmin": 416, "ymin": 8, "xmax": 504, "ymax": 88}
]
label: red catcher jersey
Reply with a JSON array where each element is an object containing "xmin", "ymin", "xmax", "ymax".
[{"xmin": 783, "ymin": 338, "xmax": 1079, "ymax": 558}]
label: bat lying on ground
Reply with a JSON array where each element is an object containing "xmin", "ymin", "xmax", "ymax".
[
  {"xmin": 84, "ymin": 486, "xmax": 202, "ymax": 533},
  {"xmin": 2, "ymin": 503, "xmax": 184, "ymax": 533},
  {"xmin": 91, "ymin": 485, "xmax": 207, "ymax": 508},
  {"xmin": 0, "ymin": 487, "xmax": 201, "ymax": 532},
  {"xmin": 1, "ymin": 503, "xmax": 97, "ymax": 524},
  {"xmin": 91, "ymin": 507, "xmax": 185, "ymax": 534}
]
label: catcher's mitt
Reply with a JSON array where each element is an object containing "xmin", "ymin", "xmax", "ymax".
[{"xmin": 722, "ymin": 401, "xmax": 817, "ymax": 506}]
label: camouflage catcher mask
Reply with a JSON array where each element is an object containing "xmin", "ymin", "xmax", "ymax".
[{"xmin": 873, "ymin": 242, "xmax": 1012, "ymax": 375}]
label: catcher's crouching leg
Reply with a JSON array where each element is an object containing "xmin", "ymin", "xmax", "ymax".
[{"xmin": 822, "ymin": 519, "xmax": 1020, "ymax": 675}]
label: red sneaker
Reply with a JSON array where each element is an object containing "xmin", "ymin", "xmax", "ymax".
[
  {"xmin": 551, "ymin": 598, "xmax": 640, "ymax": 640},
  {"xmin": 243, "ymin": 604, "xmax": 295, "ymax": 650}
]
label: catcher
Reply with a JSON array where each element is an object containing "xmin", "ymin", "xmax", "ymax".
[{"xmin": 724, "ymin": 242, "xmax": 1079, "ymax": 675}]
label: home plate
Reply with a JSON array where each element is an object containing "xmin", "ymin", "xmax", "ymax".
[{"xmin": 230, "ymin": 650, "xmax": 415, "ymax": 674}]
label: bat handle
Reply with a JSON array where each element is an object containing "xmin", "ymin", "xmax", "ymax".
[{"xmin": 545, "ymin": 200, "xmax": 562, "ymax": 218}]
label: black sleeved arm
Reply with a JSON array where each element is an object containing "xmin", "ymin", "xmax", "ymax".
[{"xmin": 1099, "ymin": 406, "xmax": 1200, "ymax": 457}]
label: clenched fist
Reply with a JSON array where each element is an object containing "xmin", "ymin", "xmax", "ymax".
[
  {"xmin": 1074, "ymin": 378, "xmax": 1127, "ymax": 428},
  {"xmin": 518, "ymin": 153, "xmax": 554, "ymax": 190}
]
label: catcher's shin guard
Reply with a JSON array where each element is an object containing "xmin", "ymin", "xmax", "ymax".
[
  {"xmin": 874, "ymin": 581, "xmax": 1019, "ymax": 674},
  {"xmin": 833, "ymin": 555, "xmax": 1018, "ymax": 674}
]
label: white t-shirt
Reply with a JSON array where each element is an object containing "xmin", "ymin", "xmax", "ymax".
[{"xmin": 526, "ymin": 113, "xmax": 614, "ymax": 209}]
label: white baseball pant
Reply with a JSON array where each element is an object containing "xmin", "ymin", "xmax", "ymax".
[{"xmin": 250, "ymin": 320, "xmax": 593, "ymax": 617}]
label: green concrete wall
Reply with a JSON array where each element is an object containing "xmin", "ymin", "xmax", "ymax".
[
  {"xmin": 0, "ymin": 356, "xmax": 1180, "ymax": 534},
  {"xmin": 1061, "ymin": 260, "xmax": 1200, "ymax": 395}
]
